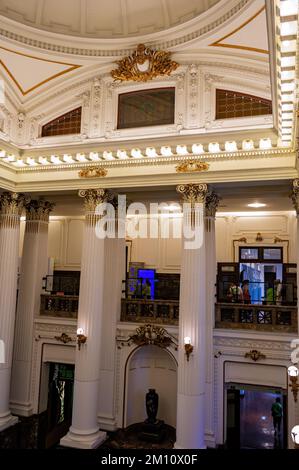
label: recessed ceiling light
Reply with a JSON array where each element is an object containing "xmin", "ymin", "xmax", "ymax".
[{"xmin": 247, "ymin": 202, "xmax": 266, "ymax": 208}]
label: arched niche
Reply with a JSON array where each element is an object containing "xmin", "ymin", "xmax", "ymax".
[{"xmin": 125, "ymin": 344, "xmax": 177, "ymax": 428}]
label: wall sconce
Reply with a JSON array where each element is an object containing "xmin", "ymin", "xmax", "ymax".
[
  {"xmin": 77, "ymin": 328, "xmax": 87, "ymax": 350},
  {"xmin": 288, "ymin": 365, "xmax": 299, "ymax": 401},
  {"xmin": 291, "ymin": 425, "xmax": 299, "ymax": 449},
  {"xmin": 184, "ymin": 337, "xmax": 193, "ymax": 361}
]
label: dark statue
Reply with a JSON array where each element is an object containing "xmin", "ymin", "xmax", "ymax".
[{"xmin": 145, "ymin": 388, "xmax": 158, "ymax": 424}]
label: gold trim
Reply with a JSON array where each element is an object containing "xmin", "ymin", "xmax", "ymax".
[
  {"xmin": 78, "ymin": 166, "xmax": 108, "ymax": 178},
  {"xmin": 176, "ymin": 160, "xmax": 209, "ymax": 173},
  {"xmin": 0, "ymin": 45, "xmax": 80, "ymax": 95},
  {"xmin": 244, "ymin": 349, "xmax": 266, "ymax": 362},
  {"xmin": 210, "ymin": 6, "xmax": 269, "ymax": 55},
  {"xmin": 111, "ymin": 43, "xmax": 178, "ymax": 82},
  {"xmin": 54, "ymin": 333, "xmax": 73, "ymax": 344}
]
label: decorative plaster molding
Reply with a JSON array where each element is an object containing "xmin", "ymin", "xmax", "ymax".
[
  {"xmin": 0, "ymin": 1, "xmax": 249, "ymax": 57},
  {"xmin": 111, "ymin": 44, "xmax": 178, "ymax": 82}
]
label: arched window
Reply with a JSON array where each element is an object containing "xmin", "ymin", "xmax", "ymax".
[
  {"xmin": 41, "ymin": 107, "xmax": 82, "ymax": 137},
  {"xmin": 216, "ymin": 89, "xmax": 272, "ymax": 119}
]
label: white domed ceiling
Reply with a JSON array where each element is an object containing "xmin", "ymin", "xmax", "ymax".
[{"xmin": 0, "ymin": 0, "xmax": 221, "ymax": 38}]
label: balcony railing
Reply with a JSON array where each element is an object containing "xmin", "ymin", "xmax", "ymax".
[
  {"xmin": 120, "ymin": 299, "xmax": 179, "ymax": 325},
  {"xmin": 40, "ymin": 294, "xmax": 79, "ymax": 319},
  {"xmin": 215, "ymin": 303, "xmax": 297, "ymax": 332}
]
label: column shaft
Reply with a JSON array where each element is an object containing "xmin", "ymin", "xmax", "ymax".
[
  {"xmin": 98, "ymin": 235, "xmax": 125, "ymax": 430},
  {"xmin": 10, "ymin": 200, "xmax": 54, "ymax": 416},
  {"xmin": 175, "ymin": 183, "xmax": 208, "ymax": 449},
  {"xmin": 61, "ymin": 189, "xmax": 110, "ymax": 449},
  {"xmin": 0, "ymin": 192, "xmax": 26, "ymax": 431}
]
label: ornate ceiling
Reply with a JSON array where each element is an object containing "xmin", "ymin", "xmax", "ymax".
[{"xmin": 0, "ymin": 0, "xmax": 221, "ymax": 38}]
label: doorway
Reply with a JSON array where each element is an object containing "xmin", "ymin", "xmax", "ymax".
[
  {"xmin": 45, "ymin": 362, "xmax": 74, "ymax": 448},
  {"xmin": 226, "ymin": 383, "xmax": 287, "ymax": 449}
]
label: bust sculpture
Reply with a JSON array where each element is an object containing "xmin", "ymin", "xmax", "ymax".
[{"xmin": 145, "ymin": 388, "xmax": 158, "ymax": 424}]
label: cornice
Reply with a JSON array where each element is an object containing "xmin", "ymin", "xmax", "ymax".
[
  {"xmin": 0, "ymin": 0, "xmax": 249, "ymax": 57},
  {"xmin": 0, "ymin": 147, "xmax": 293, "ymax": 174}
]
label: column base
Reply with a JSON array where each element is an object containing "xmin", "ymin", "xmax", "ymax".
[
  {"xmin": 10, "ymin": 401, "xmax": 34, "ymax": 417},
  {"xmin": 60, "ymin": 430, "xmax": 107, "ymax": 449},
  {"xmin": 0, "ymin": 414, "xmax": 18, "ymax": 432},
  {"xmin": 98, "ymin": 414, "xmax": 118, "ymax": 432},
  {"xmin": 204, "ymin": 431, "xmax": 216, "ymax": 448}
]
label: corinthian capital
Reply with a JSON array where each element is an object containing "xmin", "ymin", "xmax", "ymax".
[
  {"xmin": 176, "ymin": 183, "xmax": 208, "ymax": 204},
  {"xmin": 79, "ymin": 188, "xmax": 112, "ymax": 212},
  {"xmin": 205, "ymin": 191, "xmax": 220, "ymax": 217},
  {"xmin": 0, "ymin": 192, "xmax": 28, "ymax": 217},
  {"xmin": 291, "ymin": 179, "xmax": 299, "ymax": 214},
  {"xmin": 25, "ymin": 199, "xmax": 55, "ymax": 222}
]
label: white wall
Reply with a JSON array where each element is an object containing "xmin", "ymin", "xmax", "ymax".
[{"xmin": 20, "ymin": 211, "xmax": 296, "ymax": 272}]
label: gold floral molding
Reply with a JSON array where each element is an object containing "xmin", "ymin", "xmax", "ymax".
[
  {"xmin": 78, "ymin": 166, "xmax": 108, "ymax": 178},
  {"xmin": 176, "ymin": 161, "xmax": 209, "ymax": 173},
  {"xmin": 111, "ymin": 43, "xmax": 179, "ymax": 82},
  {"xmin": 54, "ymin": 333, "xmax": 73, "ymax": 344},
  {"xmin": 244, "ymin": 349, "xmax": 266, "ymax": 362},
  {"xmin": 119, "ymin": 324, "xmax": 177, "ymax": 350}
]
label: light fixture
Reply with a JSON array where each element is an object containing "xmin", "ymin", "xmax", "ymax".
[
  {"xmin": 176, "ymin": 145, "xmax": 188, "ymax": 155},
  {"xmin": 146, "ymin": 147, "xmax": 157, "ymax": 158},
  {"xmin": 259, "ymin": 138, "xmax": 271, "ymax": 149},
  {"xmin": 102, "ymin": 150, "xmax": 114, "ymax": 160},
  {"xmin": 280, "ymin": 0, "xmax": 299, "ymax": 17},
  {"xmin": 208, "ymin": 142, "xmax": 220, "ymax": 153},
  {"xmin": 291, "ymin": 425, "xmax": 299, "ymax": 449},
  {"xmin": 50, "ymin": 155, "xmax": 61, "ymax": 165},
  {"xmin": 77, "ymin": 327, "xmax": 87, "ymax": 350},
  {"xmin": 192, "ymin": 143, "xmax": 204, "ymax": 154},
  {"xmin": 225, "ymin": 141, "xmax": 237, "ymax": 152},
  {"xmin": 117, "ymin": 149, "xmax": 128, "ymax": 159},
  {"xmin": 76, "ymin": 153, "xmax": 87, "ymax": 162},
  {"xmin": 63, "ymin": 154, "xmax": 74, "ymax": 163},
  {"xmin": 131, "ymin": 148, "xmax": 142, "ymax": 158},
  {"xmin": 161, "ymin": 146, "xmax": 172, "ymax": 156},
  {"xmin": 247, "ymin": 202, "xmax": 266, "ymax": 208},
  {"xmin": 184, "ymin": 336, "xmax": 193, "ymax": 361},
  {"xmin": 38, "ymin": 156, "xmax": 50, "ymax": 165},
  {"xmin": 281, "ymin": 21, "xmax": 297, "ymax": 37},
  {"xmin": 288, "ymin": 365, "xmax": 299, "ymax": 401},
  {"xmin": 89, "ymin": 152, "xmax": 100, "ymax": 161},
  {"xmin": 242, "ymin": 139, "xmax": 254, "ymax": 151}
]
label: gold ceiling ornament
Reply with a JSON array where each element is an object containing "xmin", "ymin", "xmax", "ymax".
[
  {"xmin": 244, "ymin": 349, "xmax": 266, "ymax": 362},
  {"xmin": 78, "ymin": 166, "xmax": 108, "ymax": 178},
  {"xmin": 175, "ymin": 161, "xmax": 210, "ymax": 173},
  {"xmin": 111, "ymin": 43, "xmax": 179, "ymax": 82}
]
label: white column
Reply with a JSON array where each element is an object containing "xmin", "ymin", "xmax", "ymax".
[
  {"xmin": 175, "ymin": 183, "xmax": 208, "ymax": 449},
  {"xmin": 61, "ymin": 189, "xmax": 109, "ymax": 449},
  {"xmin": 204, "ymin": 192, "xmax": 220, "ymax": 447},
  {"xmin": 0, "ymin": 192, "xmax": 26, "ymax": 431},
  {"xmin": 10, "ymin": 199, "xmax": 54, "ymax": 416},
  {"xmin": 98, "ymin": 231, "xmax": 125, "ymax": 430}
]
